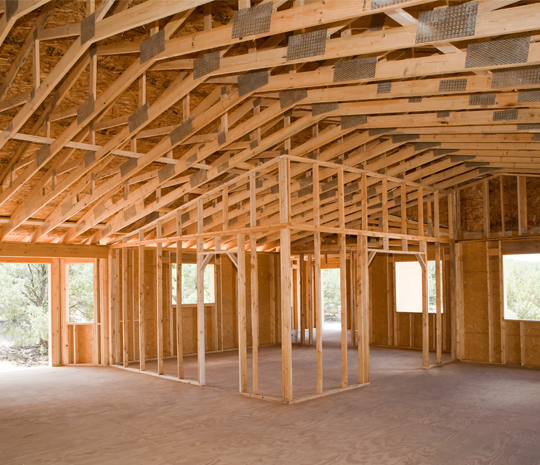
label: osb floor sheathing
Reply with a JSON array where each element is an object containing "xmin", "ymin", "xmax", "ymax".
[{"xmin": 1, "ymin": 341, "xmax": 539, "ymax": 464}]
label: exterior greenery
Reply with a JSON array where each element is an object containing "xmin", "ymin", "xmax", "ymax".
[
  {"xmin": 172, "ymin": 264, "xmax": 215, "ymax": 305},
  {"xmin": 504, "ymin": 256, "xmax": 540, "ymax": 321},
  {"xmin": 68, "ymin": 263, "xmax": 95, "ymax": 323},
  {"xmin": 0, "ymin": 263, "xmax": 49, "ymax": 347},
  {"xmin": 0, "ymin": 262, "xmax": 95, "ymax": 347},
  {"xmin": 322, "ymin": 268, "xmax": 341, "ymax": 322}
]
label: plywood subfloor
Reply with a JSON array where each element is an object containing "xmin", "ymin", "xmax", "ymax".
[
  {"xmin": 2, "ymin": 345, "xmax": 539, "ymax": 464},
  {"xmin": 127, "ymin": 328, "xmax": 452, "ymax": 399}
]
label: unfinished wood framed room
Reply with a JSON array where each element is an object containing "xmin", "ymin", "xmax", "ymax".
[{"xmin": 2, "ymin": 0, "xmax": 540, "ymax": 463}]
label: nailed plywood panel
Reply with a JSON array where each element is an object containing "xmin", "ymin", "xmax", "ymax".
[
  {"xmin": 370, "ymin": 254, "xmax": 389, "ymax": 346},
  {"xmin": 462, "ymin": 241, "xmax": 489, "ymax": 362},
  {"xmin": 75, "ymin": 324, "xmax": 94, "ymax": 364}
]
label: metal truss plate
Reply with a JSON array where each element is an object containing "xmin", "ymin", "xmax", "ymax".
[
  {"xmin": 128, "ymin": 103, "xmax": 149, "ymax": 133},
  {"xmin": 140, "ymin": 29, "xmax": 165, "ymax": 64},
  {"xmin": 94, "ymin": 202, "xmax": 106, "ymax": 220},
  {"xmin": 193, "ymin": 51, "xmax": 221, "ymax": 79},
  {"xmin": 286, "ymin": 29, "xmax": 327, "ymax": 62},
  {"xmin": 124, "ymin": 205, "xmax": 137, "ymax": 222},
  {"xmin": 158, "ymin": 165, "xmax": 175, "ymax": 184},
  {"xmin": 415, "ymin": 142, "xmax": 441, "ymax": 151},
  {"xmin": 170, "ymin": 118, "xmax": 193, "ymax": 146},
  {"xmin": 312, "ymin": 102, "xmax": 339, "ymax": 116},
  {"xmin": 465, "ymin": 36, "xmax": 530, "ymax": 69},
  {"xmin": 439, "ymin": 78, "xmax": 467, "ymax": 92},
  {"xmin": 369, "ymin": 127, "xmax": 396, "ymax": 136},
  {"xmin": 535, "ymin": 134, "xmax": 540, "ymax": 141},
  {"xmin": 518, "ymin": 90, "xmax": 540, "ymax": 103},
  {"xmin": 371, "ymin": 0, "xmax": 412, "ymax": 10},
  {"xmin": 415, "ymin": 2, "xmax": 478, "ymax": 44},
  {"xmin": 61, "ymin": 199, "xmax": 73, "ymax": 216},
  {"xmin": 377, "ymin": 82, "xmax": 392, "ymax": 94},
  {"xmin": 81, "ymin": 12, "xmax": 96, "ymax": 45},
  {"xmin": 190, "ymin": 170, "xmax": 208, "ymax": 188},
  {"xmin": 84, "ymin": 150, "xmax": 96, "ymax": 168},
  {"xmin": 493, "ymin": 109, "xmax": 519, "ymax": 121},
  {"xmin": 279, "ymin": 89, "xmax": 307, "ymax": 109},
  {"xmin": 333, "ymin": 57, "xmax": 377, "ymax": 83},
  {"xmin": 469, "ymin": 94, "xmax": 496, "ymax": 106},
  {"xmin": 218, "ymin": 131, "xmax": 227, "ymax": 146},
  {"xmin": 392, "ymin": 134, "xmax": 419, "ymax": 144},
  {"xmin": 491, "ymin": 66, "xmax": 540, "ymax": 89},
  {"xmin": 341, "ymin": 115, "xmax": 367, "ymax": 130},
  {"xmin": 77, "ymin": 94, "xmax": 95, "ymax": 125},
  {"xmin": 409, "ymin": 97, "xmax": 422, "ymax": 103},
  {"xmin": 6, "ymin": 0, "xmax": 18, "ymax": 21},
  {"xmin": 232, "ymin": 3, "xmax": 273, "ymax": 40},
  {"xmin": 36, "ymin": 144, "xmax": 50, "ymax": 167},
  {"xmin": 120, "ymin": 158, "xmax": 138, "ymax": 177},
  {"xmin": 437, "ymin": 111, "xmax": 450, "ymax": 118},
  {"xmin": 517, "ymin": 123, "xmax": 540, "ymax": 131},
  {"xmin": 238, "ymin": 70, "xmax": 269, "ymax": 96},
  {"xmin": 434, "ymin": 148, "xmax": 459, "ymax": 157}
]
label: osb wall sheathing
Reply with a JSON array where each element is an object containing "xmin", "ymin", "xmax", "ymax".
[
  {"xmin": 461, "ymin": 240, "xmax": 540, "ymax": 367},
  {"xmin": 369, "ymin": 251, "xmax": 452, "ymax": 351}
]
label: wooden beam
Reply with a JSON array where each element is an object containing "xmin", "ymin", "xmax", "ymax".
[{"xmin": 0, "ymin": 241, "xmax": 108, "ymax": 259}]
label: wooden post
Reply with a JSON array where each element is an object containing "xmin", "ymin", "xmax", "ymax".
[
  {"xmin": 93, "ymin": 258, "xmax": 100, "ymax": 365},
  {"xmin": 339, "ymin": 234, "xmax": 348, "ymax": 388},
  {"xmin": 108, "ymin": 250, "xmax": 115, "ymax": 365},
  {"xmin": 138, "ymin": 231, "xmax": 145, "ymax": 371},
  {"xmin": 279, "ymin": 156, "xmax": 292, "ymax": 402},
  {"xmin": 420, "ymin": 240, "xmax": 429, "ymax": 368},
  {"xmin": 176, "ymin": 211, "xmax": 184, "ymax": 379},
  {"xmin": 435, "ymin": 242, "xmax": 442, "ymax": 366},
  {"xmin": 122, "ymin": 247, "xmax": 129, "ymax": 367},
  {"xmin": 280, "ymin": 228, "xmax": 293, "ymax": 402},
  {"xmin": 308, "ymin": 253, "xmax": 313, "ymax": 346},
  {"xmin": 269, "ymin": 254, "xmax": 276, "ymax": 344},
  {"xmin": 196, "ymin": 201, "xmax": 205, "ymax": 385},
  {"xmin": 521, "ymin": 321, "xmax": 526, "ymax": 366},
  {"xmin": 518, "ymin": 176, "xmax": 528, "ymax": 235},
  {"xmin": 250, "ymin": 233, "xmax": 259, "ymax": 394},
  {"xmin": 358, "ymin": 234, "xmax": 369, "ymax": 383},
  {"xmin": 49, "ymin": 259, "xmax": 61, "ymax": 366},
  {"xmin": 100, "ymin": 258, "xmax": 109, "ymax": 366},
  {"xmin": 299, "ymin": 253, "xmax": 305, "ymax": 345},
  {"xmin": 455, "ymin": 242, "xmax": 464, "ymax": 361},
  {"xmin": 499, "ymin": 242, "xmax": 507, "ymax": 364},
  {"xmin": 314, "ymin": 232, "xmax": 323, "ymax": 394},
  {"xmin": 418, "ymin": 186, "xmax": 424, "ymax": 237},
  {"xmin": 486, "ymin": 242, "xmax": 494, "ymax": 364},
  {"xmin": 237, "ymin": 234, "xmax": 247, "ymax": 393},
  {"xmin": 156, "ymin": 222, "xmax": 164, "ymax": 375},
  {"xmin": 361, "ymin": 174, "xmax": 368, "ymax": 231},
  {"xmin": 483, "ymin": 179, "xmax": 490, "ymax": 238},
  {"xmin": 249, "ymin": 171, "xmax": 259, "ymax": 394},
  {"xmin": 500, "ymin": 176, "xmax": 506, "ymax": 236}
]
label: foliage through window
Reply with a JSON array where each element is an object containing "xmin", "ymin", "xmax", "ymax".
[
  {"xmin": 322, "ymin": 268, "xmax": 341, "ymax": 322},
  {"xmin": 68, "ymin": 263, "xmax": 94, "ymax": 323},
  {"xmin": 0, "ymin": 263, "xmax": 49, "ymax": 347},
  {"xmin": 172, "ymin": 264, "xmax": 215, "ymax": 305},
  {"xmin": 503, "ymin": 254, "xmax": 540, "ymax": 321},
  {"xmin": 395, "ymin": 260, "xmax": 442, "ymax": 313}
]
